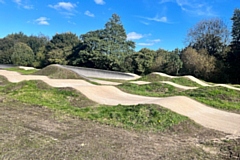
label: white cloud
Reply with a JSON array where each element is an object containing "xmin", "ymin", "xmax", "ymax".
[
  {"xmin": 13, "ymin": 0, "xmax": 21, "ymax": 5},
  {"xmin": 13, "ymin": 0, "xmax": 33, "ymax": 9},
  {"xmin": 35, "ymin": 17, "xmax": 50, "ymax": 25},
  {"xmin": 23, "ymin": 5, "xmax": 33, "ymax": 9},
  {"xmin": 137, "ymin": 39, "xmax": 161, "ymax": 46},
  {"xmin": 140, "ymin": 21, "xmax": 149, "ymax": 25},
  {"xmin": 94, "ymin": 0, "xmax": 105, "ymax": 5},
  {"xmin": 85, "ymin": 10, "xmax": 95, "ymax": 17},
  {"xmin": 175, "ymin": 0, "xmax": 216, "ymax": 16},
  {"xmin": 0, "ymin": 0, "xmax": 5, "ymax": 4},
  {"xmin": 137, "ymin": 43, "xmax": 154, "ymax": 46},
  {"xmin": 146, "ymin": 15, "xmax": 167, "ymax": 22},
  {"xmin": 127, "ymin": 32, "xmax": 143, "ymax": 40},
  {"xmin": 138, "ymin": 15, "xmax": 168, "ymax": 23},
  {"xmin": 49, "ymin": 2, "xmax": 76, "ymax": 11},
  {"xmin": 148, "ymin": 39, "xmax": 161, "ymax": 43}
]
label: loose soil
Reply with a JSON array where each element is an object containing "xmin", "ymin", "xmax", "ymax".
[{"xmin": 1, "ymin": 97, "xmax": 240, "ymax": 160}]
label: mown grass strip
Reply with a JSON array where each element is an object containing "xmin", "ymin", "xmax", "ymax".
[
  {"xmin": 1, "ymin": 80, "xmax": 189, "ymax": 132},
  {"xmin": 119, "ymin": 82, "xmax": 183, "ymax": 97},
  {"xmin": 5, "ymin": 67, "xmax": 37, "ymax": 75}
]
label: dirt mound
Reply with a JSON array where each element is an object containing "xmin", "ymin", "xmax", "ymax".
[{"xmin": 34, "ymin": 65, "xmax": 85, "ymax": 79}]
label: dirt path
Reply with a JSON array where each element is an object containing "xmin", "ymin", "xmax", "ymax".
[{"xmin": 1, "ymin": 70, "xmax": 240, "ymax": 136}]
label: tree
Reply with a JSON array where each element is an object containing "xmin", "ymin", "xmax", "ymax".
[
  {"xmin": 0, "ymin": 38, "xmax": 15, "ymax": 64},
  {"xmin": 125, "ymin": 48, "xmax": 155, "ymax": 75},
  {"xmin": 46, "ymin": 32, "xmax": 80, "ymax": 65},
  {"xmin": 103, "ymin": 14, "xmax": 135, "ymax": 60},
  {"xmin": 11, "ymin": 42, "xmax": 35, "ymax": 66},
  {"xmin": 151, "ymin": 49, "xmax": 182, "ymax": 75},
  {"xmin": 73, "ymin": 14, "xmax": 135, "ymax": 71},
  {"xmin": 6, "ymin": 32, "xmax": 28, "ymax": 43},
  {"xmin": 228, "ymin": 8, "xmax": 240, "ymax": 83},
  {"xmin": 27, "ymin": 34, "xmax": 49, "ymax": 54},
  {"xmin": 186, "ymin": 18, "xmax": 229, "ymax": 60},
  {"xmin": 181, "ymin": 47, "xmax": 216, "ymax": 80}
]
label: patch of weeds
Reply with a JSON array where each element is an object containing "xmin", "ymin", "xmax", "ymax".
[{"xmin": 77, "ymin": 104, "xmax": 189, "ymax": 132}]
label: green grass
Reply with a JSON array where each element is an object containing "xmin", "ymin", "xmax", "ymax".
[
  {"xmin": 78, "ymin": 104, "xmax": 188, "ymax": 131},
  {"xmin": 1, "ymin": 80, "xmax": 189, "ymax": 132},
  {"xmin": 138, "ymin": 74, "xmax": 202, "ymax": 87},
  {"xmin": 119, "ymin": 82, "xmax": 184, "ymax": 97},
  {"xmin": 183, "ymin": 86, "xmax": 240, "ymax": 113},
  {"xmin": 118, "ymin": 83, "xmax": 240, "ymax": 113},
  {"xmin": 233, "ymin": 84, "xmax": 240, "ymax": 88},
  {"xmin": 1, "ymin": 80, "xmax": 96, "ymax": 110},
  {"xmin": 6, "ymin": 67, "xmax": 38, "ymax": 75}
]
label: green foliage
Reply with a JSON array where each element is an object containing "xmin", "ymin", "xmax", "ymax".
[
  {"xmin": 152, "ymin": 49, "xmax": 182, "ymax": 75},
  {"xmin": 11, "ymin": 42, "xmax": 35, "ymax": 66},
  {"xmin": 6, "ymin": 32, "xmax": 28, "ymax": 43},
  {"xmin": 46, "ymin": 32, "xmax": 80, "ymax": 65},
  {"xmin": 78, "ymin": 104, "xmax": 188, "ymax": 131},
  {"xmin": 186, "ymin": 18, "xmax": 229, "ymax": 60},
  {"xmin": 0, "ymin": 38, "xmax": 14, "ymax": 64},
  {"xmin": 72, "ymin": 14, "xmax": 135, "ymax": 71},
  {"xmin": 26, "ymin": 34, "xmax": 48, "ymax": 54},
  {"xmin": 228, "ymin": 8, "xmax": 240, "ymax": 83},
  {"xmin": 126, "ymin": 48, "xmax": 155, "ymax": 75},
  {"xmin": 181, "ymin": 47, "xmax": 216, "ymax": 80}
]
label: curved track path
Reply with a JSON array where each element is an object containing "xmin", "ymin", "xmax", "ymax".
[
  {"xmin": 0, "ymin": 70, "xmax": 240, "ymax": 136},
  {"xmin": 153, "ymin": 72, "xmax": 240, "ymax": 91}
]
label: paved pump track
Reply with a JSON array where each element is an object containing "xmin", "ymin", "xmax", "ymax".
[{"xmin": 0, "ymin": 69, "xmax": 240, "ymax": 136}]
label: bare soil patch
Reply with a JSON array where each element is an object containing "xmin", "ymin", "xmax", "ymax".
[{"xmin": 0, "ymin": 96, "xmax": 239, "ymax": 159}]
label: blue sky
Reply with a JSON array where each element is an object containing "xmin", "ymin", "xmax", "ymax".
[{"xmin": 0, "ymin": 0, "xmax": 239, "ymax": 51}]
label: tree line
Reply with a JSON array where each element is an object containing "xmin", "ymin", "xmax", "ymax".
[{"xmin": 0, "ymin": 10, "xmax": 240, "ymax": 84}]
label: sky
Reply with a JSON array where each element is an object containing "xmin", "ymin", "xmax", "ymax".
[{"xmin": 0, "ymin": 0, "xmax": 239, "ymax": 51}]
